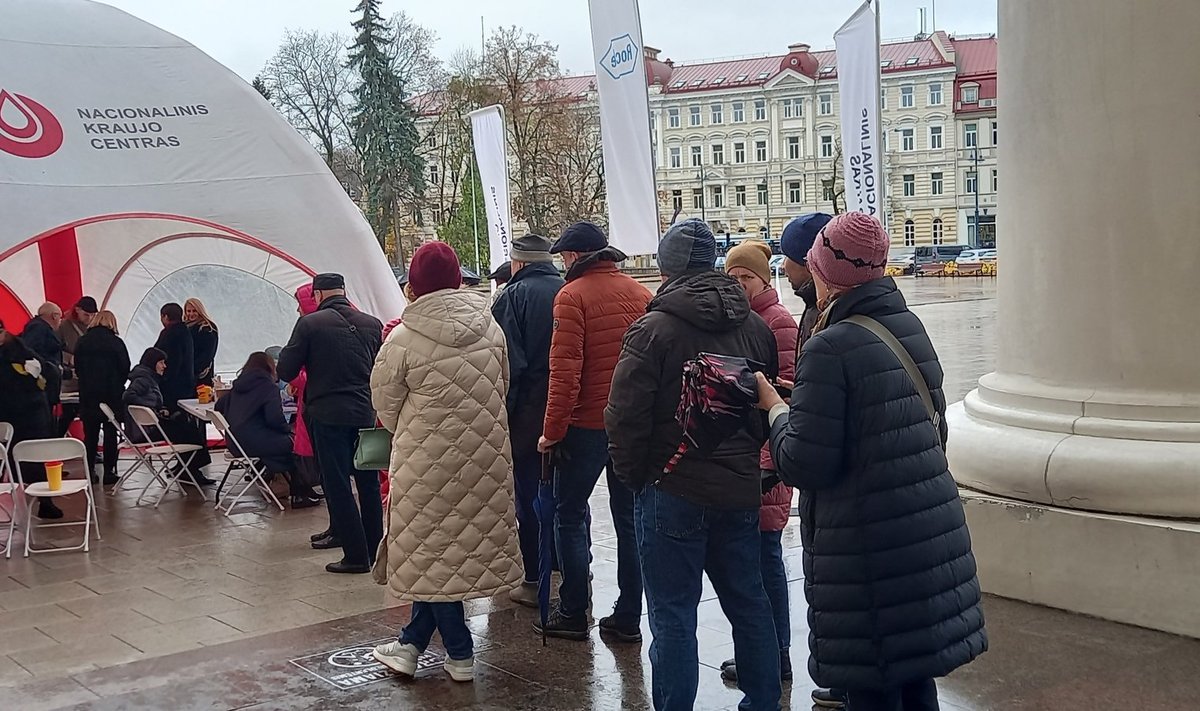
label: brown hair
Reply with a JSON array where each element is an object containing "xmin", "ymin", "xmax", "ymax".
[
  {"xmin": 90, "ymin": 310, "xmax": 119, "ymax": 335},
  {"xmin": 241, "ymin": 351, "xmax": 276, "ymax": 379}
]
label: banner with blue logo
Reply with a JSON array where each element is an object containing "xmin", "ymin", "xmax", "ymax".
[
  {"xmin": 835, "ymin": 0, "xmax": 887, "ymax": 229},
  {"xmin": 588, "ymin": 0, "xmax": 659, "ymax": 256}
]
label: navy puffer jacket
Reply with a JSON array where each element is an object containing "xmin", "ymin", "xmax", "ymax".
[{"xmin": 769, "ymin": 277, "xmax": 986, "ymax": 690}]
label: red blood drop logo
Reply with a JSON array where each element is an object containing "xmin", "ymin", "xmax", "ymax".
[{"xmin": 0, "ymin": 90, "xmax": 64, "ymax": 159}]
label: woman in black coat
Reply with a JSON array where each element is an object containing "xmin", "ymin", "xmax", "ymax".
[
  {"xmin": 215, "ymin": 352, "xmax": 315, "ymax": 507},
  {"xmin": 184, "ymin": 298, "xmax": 219, "ymax": 387},
  {"xmin": 0, "ymin": 319, "xmax": 61, "ymax": 519},
  {"xmin": 123, "ymin": 348, "xmax": 168, "ymax": 444},
  {"xmin": 74, "ymin": 311, "xmax": 131, "ymax": 485},
  {"xmin": 757, "ymin": 213, "xmax": 986, "ymax": 711}
]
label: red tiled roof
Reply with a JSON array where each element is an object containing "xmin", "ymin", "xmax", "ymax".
[
  {"xmin": 951, "ymin": 36, "xmax": 998, "ymax": 77},
  {"xmin": 661, "ymin": 55, "xmax": 783, "ymax": 93}
]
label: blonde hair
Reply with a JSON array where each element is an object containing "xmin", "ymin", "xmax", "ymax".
[
  {"xmin": 90, "ymin": 310, "xmax": 119, "ymax": 335},
  {"xmin": 184, "ymin": 298, "xmax": 218, "ymax": 330}
]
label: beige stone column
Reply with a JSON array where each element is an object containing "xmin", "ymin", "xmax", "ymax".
[{"xmin": 948, "ymin": 0, "xmax": 1200, "ymax": 517}]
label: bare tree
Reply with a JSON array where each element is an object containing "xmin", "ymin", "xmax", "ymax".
[
  {"xmin": 260, "ymin": 30, "xmax": 355, "ymax": 168},
  {"xmin": 544, "ymin": 103, "xmax": 606, "ymax": 232},
  {"xmin": 824, "ymin": 137, "xmax": 847, "ymax": 214},
  {"xmin": 387, "ymin": 12, "xmax": 446, "ymax": 98}
]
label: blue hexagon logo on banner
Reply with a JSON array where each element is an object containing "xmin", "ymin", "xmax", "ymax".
[{"xmin": 600, "ymin": 34, "xmax": 639, "ymax": 80}]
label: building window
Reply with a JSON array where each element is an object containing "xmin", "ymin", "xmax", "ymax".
[
  {"xmin": 820, "ymin": 135, "xmax": 833, "ymax": 158},
  {"xmin": 964, "ymin": 123, "xmax": 978, "ymax": 148},
  {"xmin": 732, "ymin": 101, "xmax": 745, "ymax": 123},
  {"xmin": 668, "ymin": 108, "xmax": 680, "ymax": 128},
  {"xmin": 782, "ymin": 98, "xmax": 801, "ymax": 119},
  {"xmin": 901, "ymin": 128, "xmax": 915, "ymax": 152},
  {"xmin": 755, "ymin": 140, "xmax": 768, "ymax": 162},
  {"xmin": 824, "ymin": 183, "xmax": 835, "ymax": 201},
  {"xmin": 734, "ymin": 142, "xmax": 746, "ymax": 164},
  {"xmin": 712, "ymin": 185, "xmax": 724, "ymax": 208},
  {"xmin": 711, "ymin": 103, "xmax": 724, "ymax": 125},
  {"xmin": 930, "ymin": 172, "xmax": 944, "ymax": 196},
  {"xmin": 929, "ymin": 125, "xmax": 943, "ymax": 150},
  {"xmin": 689, "ymin": 105, "xmax": 702, "ymax": 127},
  {"xmin": 903, "ymin": 174, "xmax": 915, "ymax": 197},
  {"xmin": 992, "ymin": 168, "xmax": 998, "ymax": 192},
  {"xmin": 904, "ymin": 219, "xmax": 916, "ymax": 247},
  {"xmin": 430, "ymin": 164, "xmax": 438, "ymax": 183},
  {"xmin": 929, "ymin": 82, "xmax": 943, "ymax": 106},
  {"xmin": 691, "ymin": 145, "xmax": 702, "ymax": 167},
  {"xmin": 880, "ymin": 88, "xmax": 887, "ymax": 110},
  {"xmin": 900, "ymin": 85, "xmax": 914, "ymax": 108},
  {"xmin": 669, "ymin": 146, "xmax": 681, "ymax": 169},
  {"xmin": 962, "ymin": 85, "xmax": 979, "ymax": 104},
  {"xmin": 712, "ymin": 143, "xmax": 724, "ymax": 165},
  {"xmin": 427, "ymin": 133, "xmax": 437, "ymax": 149},
  {"xmin": 932, "ymin": 218, "xmax": 944, "ymax": 245},
  {"xmin": 735, "ymin": 185, "xmax": 747, "ymax": 207},
  {"xmin": 819, "ymin": 93, "xmax": 832, "ymax": 115},
  {"xmin": 754, "ymin": 99, "xmax": 767, "ymax": 121},
  {"xmin": 672, "ymin": 189, "xmax": 683, "ymax": 212},
  {"xmin": 692, "ymin": 188, "xmax": 704, "ymax": 210},
  {"xmin": 787, "ymin": 136, "xmax": 801, "ymax": 160},
  {"xmin": 992, "ymin": 120, "xmax": 998, "ymax": 146},
  {"xmin": 788, "ymin": 181, "xmax": 802, "ymax": 204},
  {"xmin": 757, "ymin": 183, "xmax": 769, "ymax": 205},
  {"xmin": 966, "ymin": 171, "xmax": 978, "ymax": 194}
]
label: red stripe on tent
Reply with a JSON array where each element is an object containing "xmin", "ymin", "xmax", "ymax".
[
  {"xmin": 0, "ymin": 278, "xmax": 32, "ymax": 332},
  {"xmin": 37, "ymin": 227, "xmax": 83, "ymax": 312}
]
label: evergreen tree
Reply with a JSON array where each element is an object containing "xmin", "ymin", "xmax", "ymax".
[
  {"xmin": 251, "ymin": 75, "xmax": 272, "ymax": 102},
  {"xmin": 347, "ymin": 0, "xmax": 425, "ymax": 262},
  {"xmin": 436, "ymin": 163, "xmax": 487, "ymax": 273}
]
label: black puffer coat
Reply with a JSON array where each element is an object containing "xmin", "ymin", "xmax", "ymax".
[
  {"xmin": 606, "ymin": 270, "xmax": 778, "ymax": 510},
  {"xmin": 74, "ymin": 326, "xmax": 131, "ymax": 416},
  {"xmin": 214, "ymin": 369, "xmax": 293, "ymax": 473},
  {"xmin": 769, "ymin": 277, "xmax": 986, "ymax": 690}
]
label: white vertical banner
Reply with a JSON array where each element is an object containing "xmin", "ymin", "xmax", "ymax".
[
  {"xmin": 469, "ymin": 105, "xmax": 513, "ymax": 272},
  {"xmin": 588, "ymin": 0, "xmax": 660, "ymax": 256},
  {"xmin": 835, "ymin": 0, "xmax": 886, "ymax": 229}
]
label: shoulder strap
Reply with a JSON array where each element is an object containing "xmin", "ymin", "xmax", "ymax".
[
  {"xmin": 843, "ymin": 315, "xmax": 941, "ymax": 431},
  {"xmin": 324, "ymin": 305, "xmax": 372, "ymax": 353}
]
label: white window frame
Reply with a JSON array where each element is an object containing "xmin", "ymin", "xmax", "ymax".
[
  {"xmin": 691, "ymin": 145, "xmax": 703, "ymax": 168},
  {"xmin": 962, "ymin": 85, "xmax": 979, "ymax": 104},
  {"xmin": 712, "ymin": 185, "xmax": 724, "ymax": 208},
  {"xmin": 929, "ymin": 125, "xmax": 943, "ymax": 150},
  {"xmin": 992, "ymin": 168, "xmax": 998, "ymax": 192},
  {"xmin": 757, "ymin": 183, "xmax": 769, "ymax": 206},
  {"xmin": 880, "ymin": 88, "xmax": 887, "ymax": 111},
  {"xmin": 692, "ymin": 188, "xmax": 704, "ymax": 209},
  {"xmin": 930, "ymin": 172, "xmax": 944, "ymax": 196},
  {"xmin": 965, "ymin": 123, "xmax": 978, "ymax": 148},
  {"xmin": 672, "ymin": 189, "xmax": 683, "ymax": 212},
  {"xmin": 732, "ymin": 101, "xmax": 745, "ymax": 123},
  {"xmin": 754, "ymin": 99, "xmax": 767, "ymax": 121},
  {"xmin": 901, "ymin": 128, "xmax": 915, "ymax": 152},
  {"xmin": 668, "ymin": 108, "xmax": 680, "ymax": 128},
  {"xmin": 755, "ymin": 140, "xmax": 768, "ymax": 162},
  {"xmin": 928, "ymin": 82, "xmax": 943, "ymax": 106},
  {"xmin": 820, "ymin": 134, "xmax": 833, "ymax": 158},
  {"xmin": 932, "ymin": 218, "xmax": 944, "ymax": 245},
  {"xmin": 712, "ymin": 143, "xmax": 724, "ymax": 165},
  {"xmin": 787, "ymin": 136, "xmax": 801, "ymax": 160},
  {"xmin": 900, "ymin": 85, "xmax": 915, "ymax": 109},
  {"xmin": 735, "ymin": 185, "xmax": 747, "ymax": 207},
  {"xmin": 711, "ymin": 103, "xmax": 724, "ymax": 125},
  {"xmin": 734, "ymin": 142, "xmax": 746, "ymax": 164},
  {"xmin": 819, "ymin": 93, "xmax": 832, "ymax": 115},
  {"xmin": 669, "ymin": 147, "xmax": 682, "ymax": 169},
  {"xmin": 991, "ymin": 120, "xmax": 998, "ymax": 146},
  {"xmin": 903, "ymin": 174, "xmax": 915, "ymax": 197},
  {"xmin": 430, "ymin": 164, "xmax": 439, "ymax": 183},
  {"xmin": 904, "ymin": 220, "xmax": 916, "ymax": 247},
  {"xmin": 966, "ymin": 171, "xmax": 978, "ymax": 194},
  {"xmin": 689, "ymin": 105, "xmax": 702, "ymax": 127},
  {"xmin": 787, "ymin": 180, "xmax": 802, "ymax": 204}
]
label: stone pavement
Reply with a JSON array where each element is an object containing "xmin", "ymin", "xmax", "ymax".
[{"xmin": 2, "ymin": 277, "xmax": 1196, "ymax": 709}]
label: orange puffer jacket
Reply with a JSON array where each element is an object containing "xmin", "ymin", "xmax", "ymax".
[{"xmin": 543, "ymin": 251, "xmax": 651, "ymax": 441}]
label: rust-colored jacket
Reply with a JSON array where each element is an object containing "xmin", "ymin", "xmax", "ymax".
[{"xmin": 543, "ymin": 251, "xmax": 650, "ymax": 441}]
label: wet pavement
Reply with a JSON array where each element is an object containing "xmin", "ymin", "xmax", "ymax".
[{"xmin": 6, "ymin": 276, "xmax": 1198, "ymax": 710}]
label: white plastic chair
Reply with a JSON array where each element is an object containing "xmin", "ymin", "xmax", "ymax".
[
  {"xmin": 12, "ymin": 438, "xmax": 100, "ymax": 557},
  {"xmin": 99, "ymin": 403, "xmax": 171, "ymax": 496},
  {"xmin": 209, "ymin": 410, "xmax": 284, "ymax": 516},
  {"xmin": 0, "ymin": 441, "xmax": 21, "ymax": 558},
  {"xmin": 125, "ymin": 406, "xmax": 208, "ymax": 507}
]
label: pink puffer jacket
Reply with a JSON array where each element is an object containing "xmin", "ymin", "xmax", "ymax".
[
  {"xmin": 750, "ymin": 287, "xmax": 797, "ymax": 532},
  {"xmin": 291, "ymin": 285, "xmax": 320, "ymax": 458}
]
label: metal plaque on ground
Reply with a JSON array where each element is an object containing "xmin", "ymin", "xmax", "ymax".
[{"xmin": 290, "ymin": 636, "xmax": 495, "ymax": 690}]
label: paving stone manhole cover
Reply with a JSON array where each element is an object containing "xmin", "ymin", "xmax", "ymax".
[{"xmin": 290, "ymin": 636, "xmax": 496, "ymax": 690}]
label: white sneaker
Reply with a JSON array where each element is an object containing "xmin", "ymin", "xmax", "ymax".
[
  {"xmin": 509, "ymin": 581, "xmax": 539, "ymax": 608},
  {"xmin": 373, "ymin": 641, "xmax": 420, "ymax": 677},
  {"xmin": 444, "ymin": 655, "xmax": 475, "ymax": 682}
]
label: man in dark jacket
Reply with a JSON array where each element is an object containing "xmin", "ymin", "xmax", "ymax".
[
  {"xmin": 57, "ymin": 296, "xmax": 98, "ymax": 436},
  {"xmin": 606, "ymin": 219, "xmax": 781, "ymax": 711},
  {"xmin": 0, "ymin": 319, "xmax": 61, "ymax": 519},
  {"xmin": 278, "ymin": 273, "xmax": 384, "ymax": 575},
  {"xmin": 20, "ymin": 302, "xmax": 64, "ymax": 409},
  {"xmin": 780, "ymin": 213, "xmax": 832, "ymax": 348},
  {"xmin": 154, "ymin": 302, "xmax": 211, "ymax": 479},
  {"xmin": 758, "ymin": 213, "xmax": 986, "ymax": 710},
  {"xmin": 489, "ymin": 235, "xmax": 564, "ymax": 607}
]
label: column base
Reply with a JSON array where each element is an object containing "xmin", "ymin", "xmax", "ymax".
[{"xmin": 961, "ymin": 490, "xmax": 1200, "ymax": 638}]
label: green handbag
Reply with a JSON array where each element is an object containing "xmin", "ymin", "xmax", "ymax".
[{"xmin": 354, "ymin": 427, "xmax": 393, "ymax": 471}]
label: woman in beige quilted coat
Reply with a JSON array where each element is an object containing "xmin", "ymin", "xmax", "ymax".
[{"xmin": 369, "ymin": 241, "xmax": 522, "ymax": 683}]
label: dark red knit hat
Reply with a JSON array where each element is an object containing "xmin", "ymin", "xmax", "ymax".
[{"xmin": 408, "ymin": 241, "xmax": 462, "ymax": 298}]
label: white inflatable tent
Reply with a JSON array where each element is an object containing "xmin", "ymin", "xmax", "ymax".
[{"xmin": 0, "ymin": 0, "xmax": 403, "ymax": 368}]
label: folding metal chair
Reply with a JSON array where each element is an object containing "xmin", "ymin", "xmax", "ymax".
[
  {"xmin": 125, "ymin": 406, "xmax": 209, "ymax": 507},
  {"xmin": 99, "ymin": 403, "xmax": 171, "ymax": 496},
  {"xmin": 209, "ymin": 410, "xmax": 283, "ymax": 516},
  {"xmin": 0, "ymin": 442, "xmax": 22, "ymax": 558},
  {"xmin": 12, "ymin": 438, "xmax": 100, "ymax": 557}
]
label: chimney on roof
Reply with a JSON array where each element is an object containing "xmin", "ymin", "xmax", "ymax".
[
  {"xmin": 644, "ymin": 45, "xmax": 661, "ymax": 61},
  {"xmin": 788, "ymin": 42, "xmax": 811, "ymax": 53},
  {"xmin": 665, "ymin": 58, "xmax": 675, "ymax": 67}
]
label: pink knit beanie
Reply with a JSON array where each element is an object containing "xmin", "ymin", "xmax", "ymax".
[{"xmin": 805, "ymin": 212, "xmax": 890, "ymax": 291}]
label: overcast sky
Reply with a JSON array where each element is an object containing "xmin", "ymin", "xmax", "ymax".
[{"xmin": 99, "ymin": 0, "xmax": 997, "ymax": 81}]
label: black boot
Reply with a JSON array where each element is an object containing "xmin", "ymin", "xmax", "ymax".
[{"xmin": 37, "ymin": 500, "xmax": 64, "ymax": 519}]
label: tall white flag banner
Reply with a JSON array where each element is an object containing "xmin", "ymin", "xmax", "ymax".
[
  {"xmin": 588, "ymin": 0, "xmax": 660, "ymax": 256},
  {"xmin": 469, "ymin": 105, "xmax": 512, "ymax": 272},
  {"xmin": 835, "ymin": 0, "xmax": 886, "ymax": 228}
]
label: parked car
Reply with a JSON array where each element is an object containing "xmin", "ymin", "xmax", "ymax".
[
  {"xmin": 914, "ymin": 245, "xmax": 967, "ymax": 275},
  {"xmin": 769, "ymin": 254, "xmax": 786, "ymax": 278},
  {"xmin": 887, "ymin": 248, "xmax": 916, "ymax": 276}
]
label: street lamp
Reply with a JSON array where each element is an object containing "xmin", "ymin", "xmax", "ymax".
[
  {"xmin": 972, "ymin": 146, "xmax": 981, "ymax": 247},
  {"xmin": 762, "ymin": 173, "xmax": 771, "ymax": 240}
]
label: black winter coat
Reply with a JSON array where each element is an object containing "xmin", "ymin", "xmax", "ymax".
[
  {"xmin": 20, "ymin": 317, "xmax": 63, "ymax": 407},
  {"xmin": 490, "ymin": 262, "xmax": 564, "ymax": 455},
  {"xmin": 188, "ymin": 322, "xmax": 219, "ymax": 386},
  {"xmin": 154, "ymin": 322, "xmax": 195, "ymax": 406},
  {"xmin": 74, "ymin": 326, "xmax": 131, "ymax": 416},
  {"xmin": 277, "ymin": 296, "xmax": 382, "ymax": 427},
  {"xmin": 768, "ymin": 278, "xmax": 986, "ymax": 690},
  {"xmin": 122, "ymin": 365, "xmax": 165, "ymax": 443},
  {"xmin": 215, "ymin": 370, "xmax": 293, "ymax": 473},
  {"xmin": 606, "ymin": 270, "xmax": 778, "ymax": 510},
  {"xmin": 0, "ymin": 335, "xmax": 53, "ymax": 446}
]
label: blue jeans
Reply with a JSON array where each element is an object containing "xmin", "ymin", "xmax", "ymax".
[
  {"xmin": 399, "ymin": 601, "xmax": 473, "ymax": 661},
  {"xmin": 760, "ymin": 530, "xmax": 790, "ymax": 651},
  {"xmin": 553, "ymin": 426, "xmax": 609, "ymax": 618},
  {"xmin": 607, "ymin": 462, "xmax": 643, "ymax": 623},
  {"xmin": 636, "ymin": 486, "xmax": 781, "ymax": 711},
  {"xmin": 308, "ymin": 421, "xmax": 383, "ymax": 566}
]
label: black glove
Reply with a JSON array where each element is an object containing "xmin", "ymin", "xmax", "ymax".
[{"xmin": 760, "ymin": 472, "xmax": 781, "ymax": 495}]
